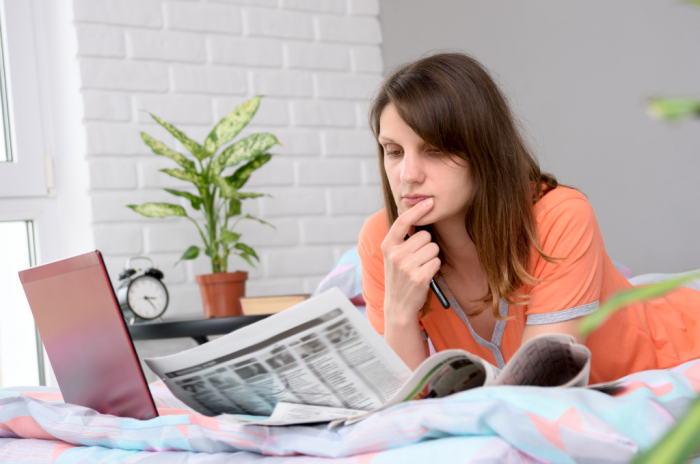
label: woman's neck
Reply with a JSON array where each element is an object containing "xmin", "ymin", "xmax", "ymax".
[
  {"xmin": 432, "ymin": 214, "xmax": 480, "ymax": 275},
  {"xmin": 432, "ymin": 213, "xmax": 491, "ymax": 318}
]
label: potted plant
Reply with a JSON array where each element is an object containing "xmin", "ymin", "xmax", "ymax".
[{"xmin": 128, "ymin": 96, "xmax": 278, "ymax": 318}]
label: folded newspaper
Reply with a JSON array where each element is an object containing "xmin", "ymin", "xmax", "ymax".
[{"xmin": 145, "ymin": 288, "xmax": 606, "ymax": 427}]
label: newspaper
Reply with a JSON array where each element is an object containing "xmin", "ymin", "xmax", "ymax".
[
  {"xmin": 146, "ymin": 289, "xmax": 603, "ymax": 427},
  {"xmin": 145, "ymin": 288, "xmax": 412, "ymax": 418}
]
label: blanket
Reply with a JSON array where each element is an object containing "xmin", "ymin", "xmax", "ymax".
[{"xmin": 2, "ymin": 360, "xmax": 700, "ymax": 463}]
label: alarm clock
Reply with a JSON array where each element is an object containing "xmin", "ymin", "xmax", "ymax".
[{"xmin": 116, "ymin": 257, "xmax": 169, "ymax": 324}]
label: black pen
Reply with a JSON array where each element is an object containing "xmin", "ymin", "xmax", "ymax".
[{"xmin": 405, "ymin": 228, "xmax": 451, "ymax": 309}]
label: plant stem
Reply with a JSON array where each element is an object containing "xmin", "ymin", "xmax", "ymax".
[
  {"xmin": 201, "ymin": 183, "xmax": 221, "ymax": 273},
  {"xmin": 221, "ymin": 246, "xmax": 229, "ymax": 273}
]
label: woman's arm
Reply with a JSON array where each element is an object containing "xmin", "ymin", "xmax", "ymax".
[
  {"xmin": 521, "ymin": 195, "xmax": 604, "ymax": 349},
  {"xmin": 381, "ymin": 198, "xmax": 439, "ymax": 370},
  {"xmin": 521, "ymin": 318, "xmax": 587, "ymax": 346},
  {"xmin": 384, "ymin": 308, "xmax": 430, "ymax": 370}
]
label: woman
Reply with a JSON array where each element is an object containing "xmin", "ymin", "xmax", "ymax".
[{"xmin": 359, "ymin": 53, "xmax": 700, "ymax": 384}]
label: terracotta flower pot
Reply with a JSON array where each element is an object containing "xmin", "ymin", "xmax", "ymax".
[{"xmin": 195, "ymin": 271, "xmax": 248, "ymax": 318}]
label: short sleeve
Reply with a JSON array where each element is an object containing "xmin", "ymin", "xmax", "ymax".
[
  {"xmin": 358, "ymin": 211, "xmax": 427, "ymax": 337},
  {"xmin": 358, "ymin": 235, "xmax": 387, "ymax": 334},
  {"xmin": 525, "ymin": 197, "xmax": 604, "ymax": 325}
]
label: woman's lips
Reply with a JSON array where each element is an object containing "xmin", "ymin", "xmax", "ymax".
[{"xmin": 402, "ymin": 195, "xmax": 432, "ymax": 206}]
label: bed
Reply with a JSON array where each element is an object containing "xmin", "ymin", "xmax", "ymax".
[{"xmin": 2, "ymin": 359, "xmax": 700, "ymax": 463}]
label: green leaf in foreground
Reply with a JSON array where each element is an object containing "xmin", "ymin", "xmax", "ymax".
[
  {"xmin": 127, "ymin": 203, "xmax": 186, "ymax": 218},
  {"xmin": 176, "ymin": 246, "xmax": 200, "ymax": 265},
  {"xmin": 631, "ymin": 397, "xmax": 700, "ymax": 464},
  {"xmin": 646, "ymin": 97, "xmax": 700, "ymax": 122},
  {"xmin": 579, "ymin": 271, "xmax": 700, "ymax": 334}
]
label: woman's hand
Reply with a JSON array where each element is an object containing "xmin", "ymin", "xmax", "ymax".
[
  {"xmin": 381, "ymin": 198, "xmax": 440, "ymax": 369},
  {"xmin": 382, "ymin": 198, "xmax": 441, "ymax": 324}
]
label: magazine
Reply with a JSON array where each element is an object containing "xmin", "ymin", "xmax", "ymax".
[{"xmin": 145, "ymin": 288, "xmax": 604, "ymax": 427}]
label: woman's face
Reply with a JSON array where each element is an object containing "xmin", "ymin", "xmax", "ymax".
[{"xmin": 379, "ymin": 103, "xmax": 473, "ymax": 227}]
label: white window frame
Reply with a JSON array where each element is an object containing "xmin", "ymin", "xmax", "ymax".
[
  {"xmin": 0, "ymin": 0, "xmax": 48, "ymax": 198},
  {"xmin": 0, "ymin": 0, "xmax": 88, "ymax": 388}
]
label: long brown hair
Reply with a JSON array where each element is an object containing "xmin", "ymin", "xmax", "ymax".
[{"xmin": 370, "ymin": 52, "xmax": 559, "ymax": 319}]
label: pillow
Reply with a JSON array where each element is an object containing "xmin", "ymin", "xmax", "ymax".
[{"xmin": 314, "ymin": 247, "xmax": 365, "ymax": 306}]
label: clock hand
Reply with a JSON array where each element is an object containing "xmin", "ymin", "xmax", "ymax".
[{"xmin": 143, "ymin": 296, "xmax": 158, "ymax": 310}]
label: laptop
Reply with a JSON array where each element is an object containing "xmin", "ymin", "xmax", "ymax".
[{"xmin": 19, "ymin": 250, "xmax": 159, "ymax": 420}]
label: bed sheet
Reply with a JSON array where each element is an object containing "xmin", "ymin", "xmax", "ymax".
[{"xmin": 2, "ymin": 359, "xmax": 700, "ymax": 464}]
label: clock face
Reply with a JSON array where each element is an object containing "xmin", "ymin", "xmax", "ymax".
[{"xmin": 126, "ymin": 275, "xmax": 168, "ymax": 319}]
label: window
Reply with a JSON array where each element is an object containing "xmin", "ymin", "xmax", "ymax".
[
  {"xmin": 0, "ymin": 220, "xmax": 41, "ymax": 387},
  {"xmin": 0, "ymin": 19, "xmax": 11, "ymax": 164},
  {"xmin": 0, "ymin": 0, "xmax": 48, "ymax": 197}
]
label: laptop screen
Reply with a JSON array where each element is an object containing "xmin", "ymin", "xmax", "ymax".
[{"xmin": 19, "ymin": 251, "xmax": 158, "ymax": 420}]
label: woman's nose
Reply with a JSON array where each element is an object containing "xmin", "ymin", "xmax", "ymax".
[{"xmin": 400, "ymin": 151, "xmax": 425, "ymax": 184}]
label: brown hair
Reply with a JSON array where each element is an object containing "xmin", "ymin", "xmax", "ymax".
[{"xmin": 370, "ymin": 52, "xmax": 559, "ymax": 319}]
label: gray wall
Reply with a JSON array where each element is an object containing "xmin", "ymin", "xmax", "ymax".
[{"xmin": 379, "ymin": 0, "xmax": 700, "ymax": 274}]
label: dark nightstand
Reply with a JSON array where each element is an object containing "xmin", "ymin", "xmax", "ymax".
[{"xmin": 127, "ymin": 315, "xmax": 269, "ymax": 345}]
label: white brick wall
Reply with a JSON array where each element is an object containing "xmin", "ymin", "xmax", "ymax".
[{"xmin": 74, "ymin": 0, "xmax": 383, "ymax": 321}]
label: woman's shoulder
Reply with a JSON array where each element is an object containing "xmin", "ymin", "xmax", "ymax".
[
  {"xmin": 533, "ymin": 186, "xmax": 593, "ymax": 222},
  {"xmin": 359, "ymin": 209, "xmax": 388, "ymax": 258}
]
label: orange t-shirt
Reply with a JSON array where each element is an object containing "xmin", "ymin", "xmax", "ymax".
[{"xmin": 359, "ymin": 187, "xmax": 700, "ymax": 384}]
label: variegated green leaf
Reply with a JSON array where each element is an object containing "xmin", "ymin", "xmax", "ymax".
[
  {"xmin": 236, "ymin": 252, "xmax": 257, "ymax": 268},
  {"xmin": 127, "ymin": 202, "xmax": 186, "ymax": 218},
  {"xmin": 226, "ymin": 154, "xmax": 272, "ymax": 189},
  {"xmin": 140, "ymin": 132, "xmax": 196, "ymax": 172},
  {"xmin": 580, "ymin": 270, "xmax": 700, "ymax": 334},
  {"xmin": 212, "ymin": 175, "xmax": 237, "ymax": 199},
  {"xmin": 164, "ymin": 189, "xmax": 202, "ymax": 210},
  {"xmin": 160, "ymin": 168, "xmax": 204, "ymax": 187},
  {"xmin": 205, "ymin": 96, "xmax": 261, "ymax": 153},
  {"xmin": 211, "ymin": 133, "xmax": 280, "ymax": 175},
  {"xmin": 150, "ymin": 113, "xmax": 211, "ymax": 161},
  {"xmin": 220, "ymin": 230, "xmax": 241, "ymax": 245},
  {"xmin": 176, "ymin": 246, "xmax": 200, "ymax": 265},
  {"xmin": 234, "ymin": 242, "xmax": 258, "ymax": 261},
  {"xmin": 646, "ymin": 97, "xmax": 700, "ymax": 122},
  {"xmin": 226, "ymin": 199, "xmax": 242, "ymax": 218},
  {"xmin": 235, "ymin": 192, "xmax": 266, "ymax": 199},
  {"xmin": 243, "ymin": 214, "xmax": 275, "ymax": 230}
]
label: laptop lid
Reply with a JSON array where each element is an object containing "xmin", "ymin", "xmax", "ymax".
[{"xmin": 19, "ymin": 250, "xmax": 158, "ymax": 420}]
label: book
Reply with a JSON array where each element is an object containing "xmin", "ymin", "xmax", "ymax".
[
  {"xmin": 239, "ymin": 294, "xmax": 310, "ymax": 316},
  {"xmin": 145, "ymin": 288, "xmax": 611, "ymax": 427}
]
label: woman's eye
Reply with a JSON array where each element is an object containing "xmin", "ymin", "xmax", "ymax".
[
  {"xmin": 384, "ymin": 146, "xmax": 403, "ymax": 157},
  {"xmin": 426, "ymin": 147, "xmax": 442, "ymax": 155}
]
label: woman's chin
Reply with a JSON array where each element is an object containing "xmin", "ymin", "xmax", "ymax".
[{"xmin": 414, "ymin": 214, "xmax": 436, "ymax": 227}]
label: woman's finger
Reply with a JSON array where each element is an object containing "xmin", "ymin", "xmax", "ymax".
[
  {"xmin": 403, "ymin": 229, "xmax": 432, "ymax": 252},
  {"xmin": 410, "ymin": 242, "xmax": 440, "ymax": 266},
  {"xmin": 420, "ymin": 257, "xmax": 442, "ymax": 279},
  {"xmin": 385, "ymin": 198, "xmax": 434, "ymax": 246}
]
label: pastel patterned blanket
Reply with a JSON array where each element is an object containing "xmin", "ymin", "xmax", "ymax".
[{"xmin": 2, "ymin": 359, "xmax": 700, "ymax": 464}]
